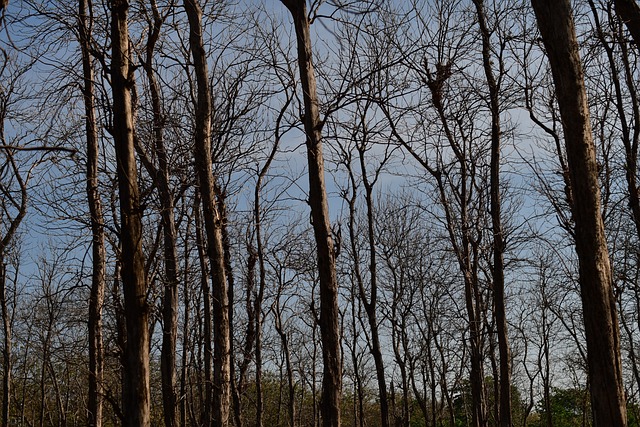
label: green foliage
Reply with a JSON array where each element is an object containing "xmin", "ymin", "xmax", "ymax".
[
  {"xmin": 448, "ymin": 377, "xmax": 529, "ymax": 427},
  {"xmin": 528, "ymin": 387, "xmax": 591, "ymax": 427}
]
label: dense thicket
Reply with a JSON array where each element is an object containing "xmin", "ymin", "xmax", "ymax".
[{"xmin": 0, "ymin": 0, "xmax": 639, "ymax": 426}]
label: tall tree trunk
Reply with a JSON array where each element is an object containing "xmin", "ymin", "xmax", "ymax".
[
  {"xmin": 471, "ymin": 1, "xmax": 512, "ymax": 425},
  {"xmin": 345, "ymin": 148, "xmax": 390, "ymax": 427},
  {"xmin": 0, "ymin": 95, "xmax": 27, "ymax": 427},
  {"xmin": 0, "ymin": 263, "xmax": 10, "ymax": 427},
  {"xmin": 194, "ymin": 191, "xmax": 213, "ymax": 427},
  {"xmin": 357, "ymin": 147, "xmax": 390, "ymax": 427},
  {"xmin": 233, "ymin": 246, "xmax": 256, "ymax": 427},
  {"xmin": 110, "ymin": 1, "xmax": 150, "ymax": 425},
  {"xmin": 279, "ymin": 2, "xmax": 341, "ymax": 426},
  {"xmin": 251, "ymin": 112, "xmax": 285, "ymax": 427},
  {"xmin": 180, "ymin": 215, "xmax": 192, "ymax": 427},
  {"xmin": 135, "ymin": 3, "xmax": 179, "ymax": 425},
  {"xmin": 274, "ymin": 304, "xmax": 295, "ymax": 427},
  {"xmin": 154, "ymin": 64, "xmax": 180, "ymax": 427},
  {"xmin": 218, "ymin": 195, "xmax": 235, "ymax": 427},
  {"xmin": 531, "ymin": 1, "xmax": 627, "ymax": 425},
  {"xmin": 79, "ymin": 1, "xmax": 106, "ymax": 426},
  {"xmin": 183, "ymin": 2, "xmax": 231, "ymax": 426}
]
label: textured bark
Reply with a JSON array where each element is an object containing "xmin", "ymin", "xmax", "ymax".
[
  {"xmin": 273, "ymin": 303, "xmax": 295, "ymax": 427},
  {"xmin": 110, "ymin": 1, "xmax": 150, "ymax": 425},
  {"xmin": 531, "ymin": 1, "xmax": 627, "ymax": 425},
  {"xmin": 79, "ymin": 1, "xmax": 106, "ymax": 425},
  {"xmin": 471, "ymin": 1, "xmax": 511, "ymax": 425},
  {"xmin": 279, "ymin": 2, "xmax": 341, "ymax": 426},
  {"xmin": 183, "ymin": 1, "xmax": 231, "ymax": 426},
  {"xmin": 233, "ymin": 247, "xmax": 256, "ymax": 427}
]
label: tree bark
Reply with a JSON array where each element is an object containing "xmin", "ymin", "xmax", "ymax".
[
  {"xmin": 136, "ymin": 3, "xmax": 179, "ymax": 425},
  {"xmin": 531, "ymin": 1, "xmax": 627, "ymax": 425},
  {"xmin": 358, "ymin": 147, "xmax": 390, "ymax": 427},
  {"xmin": 183, "ymin": 1, "xmax": 231, "ymax": 426},
  {"xmin": 109, "ymin": 1, "xmax": 151, "ymax": 425},
  {"xmin": 0, "ymin": 77, "xmax": 27, "ymax": 427},
  {"xmin": 194, "ymin": 191, "xmax": 213, "ymax": 427},
  {"xmin": 345, "ymin": 148, "xmax": 389, "ymax": 427},
  {"xmin": 0, "ymin": 263, "xmax": 10, "ymax": 427},
  {"xmin": 279, "ymin": 2, "xmax": 342, "ymax": 426},
  {"xmin": 471, "ymin": 1, "xmax": 512, "ymax": 425},
  {"xmin": 79, "ymin": 1, "xmax": 106, "ymax": 426},
  {"xmin": 180, "ymin": 218, "xmax": 192, "ymax": 427},
  {"xmin": 251, "ymin": 107, "xmax": 287, "ymax": 427}
]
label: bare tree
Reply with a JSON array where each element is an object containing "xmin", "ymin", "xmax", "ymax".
[
  {"xmin": 183, "ymin": 1, "xmax": 231, "ymax": 425},
  {"xmin": 131, "ymin": 1, "xmax": 179, "ymax": 425},
  {"xmin": 337, "ymin": 94, "xmax": 393, "ymax": 427},
  {"xmin": 109, "ymin": 0, "xmax": 150, "ymax": 425},
  {"xmin": 471, "ymin": 1, "xmax": 512, "ymax": 425},
  {"xmin": 278, "ymin": 2, "xmax": 342, "ymax": 426},
  {"xmin": 531, "ymin": 0, "xmax": 627, "ymax": 425},
  {"xmin": 78, "ymin": 1, "xmax": 106, "ymax": 425},
  {"xmin": 0, "ymin": 39, "xmax": 34, "ymax": 427}
]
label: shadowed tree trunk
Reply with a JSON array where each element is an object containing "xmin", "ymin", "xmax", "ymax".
[
  {"xmin": 133, "ymin": 2, "xmax": 179, "ymax": 425},
  {"xmin": 183, "ymin": 1, "xmax": 231, "ymax": 426},
  {"xmin": 180, "ymin": 226, "xmax": 191, "ymax": 427},
  {"xmin": 614, "ymin": 0, "xmax": 640, "ymax": 47},
  {"xmin": 79, "ymin": 0, "xmax": 106, "ymax": 425},
  {"xmin": 194, "ymin": 191, "xmax": 213, "ymax": 427},
  {"xmin": 531, "ymin": 1, "xmax": 627, "ymax": 425},
  {"xmin": 471, "ymin": 1, "xmax": 511, "ymax": 425},
  {"xmin": 249, "ymin": 94, "xmax": 291, "ymax": 427},
  {"xmin": 110, "ymin": 1, "xmax": 150, "ymax": 425},
  {"xmin": 342, "ymin": 129, "xmax": 390, "ymax": 427},
  {"xmin": 0, "ymin": 36, "xmax": 28, "ymax": 427},
  {"xmin": 0, "ymin": 263, "xmax": 11, "ymax": 427},
  {"xmin": 278, "ymin": 2, "xmax": 341, "ymax": 426},
  {"xmin": 0, "ymin": 163, "xmax": 13, "ymax": 427}
]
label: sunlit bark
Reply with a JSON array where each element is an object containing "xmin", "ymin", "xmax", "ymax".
[
  {"xmin": 531, "ymin": 1, "xmax": 627, "ymax": 425},
  {"xmin": 110, "ymin": 1, "xmax": 150, "ymax": 425}
]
